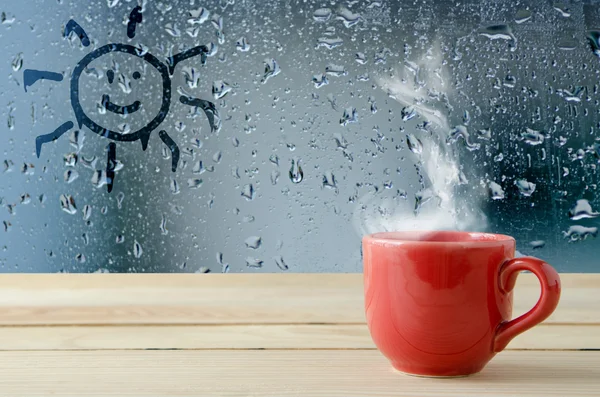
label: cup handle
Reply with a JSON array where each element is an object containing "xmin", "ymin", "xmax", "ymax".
[{"xmin": 493, "ymin": 256, "xmax": 561, "ymax": 353}]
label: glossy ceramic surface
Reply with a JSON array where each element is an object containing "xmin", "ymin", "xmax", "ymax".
[{"xmin": 363, "ymin": 231, "xmax": 561, "ymax": 377}]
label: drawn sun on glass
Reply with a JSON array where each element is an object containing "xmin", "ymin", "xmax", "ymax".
[{"xmin": 23, "ymin": 6, "xmax": 221, "ymax": 192}]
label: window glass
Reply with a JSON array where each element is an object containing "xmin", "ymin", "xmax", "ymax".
[{"xmin": 1, "ymin": 0, "xmax": 598, "ymax": 272}]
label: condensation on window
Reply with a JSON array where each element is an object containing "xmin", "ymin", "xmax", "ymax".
[{"xmin": 0, "ymin": 0, "xmax": 599, "ymax": 273}]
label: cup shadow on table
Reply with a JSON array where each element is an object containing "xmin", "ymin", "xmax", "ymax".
[{"xmin": 466, "ymin": 355, "xmax": 600, "ymax": 384}]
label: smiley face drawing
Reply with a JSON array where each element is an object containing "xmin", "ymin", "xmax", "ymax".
[{"xmin": 24, "ymin": 6, "xmax": 221, "ymax": 193}]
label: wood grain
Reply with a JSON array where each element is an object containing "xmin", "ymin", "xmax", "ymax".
[
  {"xmin": 0, "ymin": 324, "xmax": 596, "ymax": 351},
  {"xmin": 0, "ymin": 350, "xmax": 598, "ymax": 396},
  {"xmin": 0, "ymin": 274, "xmax": 595, "ymax": 325}
]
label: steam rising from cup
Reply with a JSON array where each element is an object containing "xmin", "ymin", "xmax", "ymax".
[{"xmin": 353, "ymin": 43, "xmax": 488, "ymax": 237}]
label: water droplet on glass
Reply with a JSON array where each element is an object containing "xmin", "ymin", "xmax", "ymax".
[
  {"xmin": 213, "ymin": 151, "xmax": 222, "ymax": 163},
  {"xmin": 262, "ymin": 58, "xmax": 281, "ymax": 84},
  {"xmin": 82, "ymin": 204, "xmax": 92, "ymax": 221},
  {"xmin": 133, "ymin": 240, "xmax": 143, "ymax": 258},
  {"xmin": 91, "ymin": 170, "xmax": 109, "ymax": 189},
  {"xmin": 160, "ymin": 214, "xmax": 169, "ymax": 235},
  {"xmin": 162, "ymin": 146, "xmax": 171, "ymax": 160},
  {"xmin": 245, "ymin": 236, "xmax": 262, "ymax": 249},
  {"xmin": 3, "ymin": 221, "xmax": 11, "ymax": 232},
  {"xmin": 241, "ymin": 183, "xmax": 255, "ymax": 200},
  {"xmin": 447, "ymin": 125, "xmax": 480, "ymax": 151},
  {"xmin": 325, "ymin": 64, "xmax": 347, "ymax": 77},
  {"xmin": 494, "ymin": 153, "xmax": 504, "ymax": 162},
  {"xmin": 107, "ymin": 0, "xmax": 119, "ymax": 7},
  {"xmin": 1, "ymin": 12, "xmax": 15, "ymax": 25},
  {"xmin": 135, "ymin": 43, "xmax": 150, "ymax": 56},
  {"xmin": 312, "ymin": 73, "xmax": 329, "ymax": 88},
  {"xmin": 322, "ymin": 170, "xmax": 337, "ymax": 190},
  {"xmin": 188, "ymin": 7, "xmax": 210, "ymax": 25},
  {"xmin": 489, "ymin": 181, "xmax": 505, "ymax": 200},
  {"xmin": 116, "ymin": 191, "xmax": 125, "ymax": 209},
  {"xmin": 316, "ymin": 37, "xmax": 344, "ymax": 49},
  {"xmin": 515, "ymin": 9, "xmax": 532, "ymax": 24},
  {"xmin": 116, "ymin": 235, "xmax": 125, "ymax": 244},
  {"xmin": 192, "ymin": 160, "xmax": 210, "ymax": 174},
  {"xmin": 117, "ymin": 73, "xmax": 132, "ymax": 94},
  {"xmin": 355, "ymin": 52, "xmax": 366, "ymax": 64},
  {"xmin": 212, "ymin": 80, "xmax": 232, "ymax": 99},
  {"xmin": 375, "ymin": 47, "xmax": 391, "ymax": 64},
  {"xmin": 20, "ymin": 162, "xmax": 32, "ymax": 175},
  {"xmin": 64, "ymin": 153, "xmax": 78, "ymax": 167},
  {"xmin": 274, "ymin": 255, "xmax": 288, "ymax": 270},
  {"xmin": 401, "ymin": 106, "xmax": 417, "ymax": 121},
  {"xmin": 289, "ymin": 159, "xmax": 304, "ymax": 184},
  {"xmin": 245, "ymin": 257, "xmax": 263, "ymax": 268},
  {"xmin": 514, "ymin": 179, "xmax": 536, "ymax": 197},
  {"xmin": 187, "ymin": 178, "xmax": 203, "ymax": 189},
  {"xmin": 529, "ymin": 240, "xmax": 545, "ymax": 249},
  {"xmin": 75, "ymin": 253, "xmax": 86, "ymax": 263},
  {"xmin": 181, "ymin": 66, "xmax": 200, "ymax": 89},
  {"xmin": 11, "ymin": 53, "xmax": 23, "ymax": 72},
  {"xmin": 236, "ymin": 36, "xmax": 250, "ymax": 52},
  {"xmin": 18, "ymin": 193, "xmax": 30, "ymax": 205},
  {"xmin": 270, "ymin": 170, "xmax": 280, "ymax": 185},
  {"xmin": 406, "ymin": 134, "xmax": 423, "ymax": 155},
  {"xmin": 64, "ymin": 169, "xmax": 79, "ymax": 184},
  {"xmin": 313, "ymin": 8, "xmax": 332, "ymax": 22},
  {"xmin": 568, "ymin": 199, "xmax": 599, "ymax": 220},
  {"xmin": 60, "ymin": 194, "xmax": 77, "ymax": 215},
  {"xmin": 556, "ymin": 86, "xmax": 584, "ymax": 102},
  {"xmin": 269, "ymin": 154, "xmax": 279, "ymax": 166},
  {"xmin": 563, "ymin": 225, "xmax": 598, "ymax": 242},
  {"xmin": 165, "ymin": 23, "xmax": 181, "ymax": 37},
  {"xmin": 553, "ymin": 3, "xmax": 571, "ymax": 17},
  {"xmin": 479, "ymin": 24, "xmax": 517, "ymax": 51},
  {"xmin": 81, "ymin": 155, "xmax": 97, "ymax": 169},
  {"xmin": 521, "ymin": 128, "xmax": 545, "ymax": 145},
  {"xmin": 101, "ymin": 206, "xmax": 108, "ymax": 215},
  {"xmin": 340, "ymin": 107, "xmax": 358, "ymax": 126},
  {"xmin": 82, "ymin": 233, "xmax": 89, "ymax": 245},
  {"xmin": 117, "ymin": 123, "xmax": 131, "ymax": 135},
  {"xmin": 333, "ymin": 132, "xmax": 348, "ymax": 149},
  {"xmin": 370, "ymin": 100, "xmax": 377, "ymax": 113},
  {"xmin": 170, "ymin": 178, "xmax": 180, "ymax": 194},
  {"xmin": 7, "ymin": 107, "xmax": 14, "ymax": 130},
  {"xmin": 414, "ymin": 188, "xmax": 438, "ymax": 215},
  {"xmin": 336, "ymin": 6, "xmax": 362, "ymax": 28},
  {"xmin": 211, "ymin": 13, "xmax": 223, "ymax": 30},
  {"xmin": 463, "ymin": 110, "xmax": 471, "ymax": 125},
  {"xmin": 97, "ymin": 101, "xmax": 107, "ymax": 115}
]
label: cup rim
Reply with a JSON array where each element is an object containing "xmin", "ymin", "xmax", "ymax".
[{"xmin": 363, "ymin": 230, "xmax": 516, "ymax": 246}]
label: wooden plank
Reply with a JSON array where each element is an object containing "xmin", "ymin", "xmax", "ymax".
[
  {"xmin": 0, "ymin": 350, "xmax": 597, "ymax": 396},
  {"xmin": 0, "ymin": 324, "xmax": 595, "ymax": 351},
  {"xmin": 0, "ymin": 274, "xmax": 595, "ymax": 325}
]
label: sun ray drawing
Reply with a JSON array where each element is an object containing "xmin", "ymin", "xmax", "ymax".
[{"xmin": 24, "ymin": 6, "xmax": 221, "ymax": 193}]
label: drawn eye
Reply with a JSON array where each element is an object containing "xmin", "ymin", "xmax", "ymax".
[
  {"xmin": 132, "ymin": 71, "xmax": 141, "ymax": 80},
  {"xmin": 106, "ymin": 69, "xmax": 115, "ymax": 84}
]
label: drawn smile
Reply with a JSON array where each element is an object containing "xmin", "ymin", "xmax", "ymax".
[{"xmin": 101, "ymin": 94, "xmax": 141, "ymax": 114}]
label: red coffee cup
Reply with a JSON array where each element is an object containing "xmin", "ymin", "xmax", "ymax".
[{"xmin": 363, "ymin": 231, "xmax": 561, "ymax": 377}]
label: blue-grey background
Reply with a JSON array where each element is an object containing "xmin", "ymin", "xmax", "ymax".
[{"xmin": 0, "ymin": 0, "xmax": 598, "ymax": 273}]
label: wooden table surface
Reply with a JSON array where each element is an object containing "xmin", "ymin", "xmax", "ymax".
[{"xmin": 0, "ymin": 273, "xmax": 598, "ymax": 396}]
